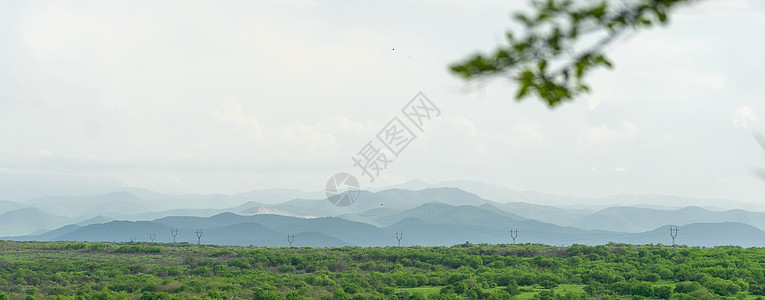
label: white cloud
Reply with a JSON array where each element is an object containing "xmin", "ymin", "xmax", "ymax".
[
  {"xmin": 22, "ymin": 4, "xmax": 122, "ymax": 61},
  {"xmin": 277, "ymin": 121, "xmax": 337, "ymax": 148},
  {"xmin": 583, "ymin": 125, "xmax": 618, "ymax": 143},
  {"xmin": 514, "ymin": 120, "xmax": 542, "ymax": 139},
  {"xmin": 261, "ymin": 0, "xmax": 318, "ymax": 8},
  {"xmin": 581, "ymin": 121, "xmax": 639, "ymax": 143},
  {"xmin": 38, "ymin": 148, "xmax": 52, "ymax": 157},
  {"xmin": 681, "ymin": 0, "xmax": 765, "ymax": 15},
  {"xmin": 434, "ymin": 115, "xmax": 477, "ymax": 137},
  {"xmin": 315, "ymin": 117, "xmax": 373, "ymax": 134},
  {"xmin": 653, "ymin": 70, "xmax": 727, "ymax": 91},
  {"xmin": 587, "ymin": 97, "xmax": 602, "ymax": 110},
  {"xmin": 733, "ymin": 105, "xmax": 759, "ymax": 130},
  {"xmin": 689, "ymin": 73, "xmax": 726, "ymax": 90},
  {"xmin": 623, "ymin": 37, "xmax": 687, "ymax": 56},
  {"xmin": 754, "ymin": 12, "xmax": 765, "ymax": 24},
  {"xmin": 614, "ymin": 166, "xmax": 628, "ymax": 172},
  {"xmin": 212, "ymin": 106, "xmax": 373, "ymax": 156},
  {"xmin": 622, "ymin": 121, "xmax": 639, "ymax": 138},
  {"xmin": 213, "ymin": 102, "xmax": 264, "ymax": 139}
]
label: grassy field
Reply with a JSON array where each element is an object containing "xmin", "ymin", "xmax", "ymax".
[{"xmin": 0, "ymin": 241, "xmax": 764, "ymax": 299}]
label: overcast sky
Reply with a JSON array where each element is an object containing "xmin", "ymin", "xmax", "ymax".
[{"xmin": 0, "ymin": 0, "xmax": 764, "ymax": 204}]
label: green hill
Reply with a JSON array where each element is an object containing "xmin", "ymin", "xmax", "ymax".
[{"xmin": 15, "ymin": 202, "xmax": 765, "ymax": 248}]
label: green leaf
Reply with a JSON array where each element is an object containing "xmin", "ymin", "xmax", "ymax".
[
  {"xmin": 590, "ymin": 2, "xmax": 607, "ymax": 20},
  {"xmin": 505, "ymin": 32, "xmax": 515, "ymax": 42},
  {"xmin": 575, "ymin": 59, "xmax": 587, "ymax": 79},
  {"xmin": 513, "ymin": 13, "xmax": 533, "ymax": 27},
  {"xmin": 595, "ymin": 55, "xmax": 613, "ymax": 68},
  {"xmin": 516, "ymin": 83, "xmax": 532, "ymax": 99},
  {"xmin": 576, "ymin": 83, "xmax": 590, "ymax": 93}
]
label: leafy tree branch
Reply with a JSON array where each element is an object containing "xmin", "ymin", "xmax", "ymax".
[{"xmin": 450, "ymin": 0, "xmax": 698, "ymax": 107}]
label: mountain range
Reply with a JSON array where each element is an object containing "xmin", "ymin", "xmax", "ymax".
[
  {"xmin": 1, "ymin": 180, "xmax": 765, "ymax": 247},
  {"xmin": 7, "ymin": 204, "xmax": 765, "ymax": 248}
]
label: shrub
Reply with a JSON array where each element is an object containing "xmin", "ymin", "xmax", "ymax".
[
  {"xmin": 114, "ymin": 245, "xmax": 162, "ymax": 254},
  {"xmin": 630, "ymin": 282, "xmax": 653, "ymax": 297},
  {"xmin": 654, "ymin": 286, "xmax": 672, "ymax": 299}
]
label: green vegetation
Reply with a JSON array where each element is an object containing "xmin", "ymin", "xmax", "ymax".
[{"xmin": 1, "ymin": 241, "xmax": 764, "ymax": 299}]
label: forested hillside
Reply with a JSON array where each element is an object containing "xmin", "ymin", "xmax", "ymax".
[{"xmin": 1, "ymin": 241, "xmax": 764, "ymax": 299}]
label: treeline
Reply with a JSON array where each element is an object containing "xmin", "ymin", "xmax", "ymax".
[{"xmin": 0, "ymin": 241, "xmax": 763, "ymax": 299}]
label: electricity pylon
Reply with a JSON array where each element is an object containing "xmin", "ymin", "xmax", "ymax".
[
  {"xmin": 171, "ymin": 228, "xmax": 178, "ymax": 243},
  {"xmin": 669, "ymin": 226, "xmax": 679, "ymax": 246},
  {"xmin": 287, "ymin": 234, "xmax": 295, "ymax": 247},
  {"xmin": 395, "ymin": 230, "xmax": 403, "ymax": 247},
  {"xmin": 510, "ymin": 228, "xmax": 518, "ymax": 244},
  {"xmin": 195, "ymin": 229, "xmax": 203, "ymax": 245}
]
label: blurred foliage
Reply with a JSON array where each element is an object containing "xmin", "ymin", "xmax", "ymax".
[{"xmin": 450, "ymin": 0, "xmax": 697, "ymax": 107}]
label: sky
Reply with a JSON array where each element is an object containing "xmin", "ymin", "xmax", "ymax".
[{"xmin": 0, "ymin": 0, "xmax": 764, "ymax": 205}]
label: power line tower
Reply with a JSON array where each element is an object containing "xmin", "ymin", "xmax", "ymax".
[
  {"xmin": 171, "ymin": 228, "xmax": 178, "ymax": 243},
  {"xmin": 149, "ymin": 233, "xmax": 156, "ymax": 242},
  {"xmin": 287, "ymin": 234, "xmax": 295, "ymax": 247},
  {"xmin": 195, "ymin": 229, "xmax": 203, "ymax": 245},
  {"xmin": 130, "ymin": 236, "xmax": 136, "ymax": 243},
  {"xmin": 669, "ymin": 226, "xmax": 679, "ymax": 246},
  {"xmin": 510, "ymin": 228, "xmax": 518, "ymax": 244},
  {"xmin": 395, "ymin": 230, "xmax": 403, "ymax": 247}
]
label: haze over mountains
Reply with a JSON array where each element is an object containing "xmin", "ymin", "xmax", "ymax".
[{"xmin": 1, "ymin": 179, "xmax": 765, "ymax": 247}]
